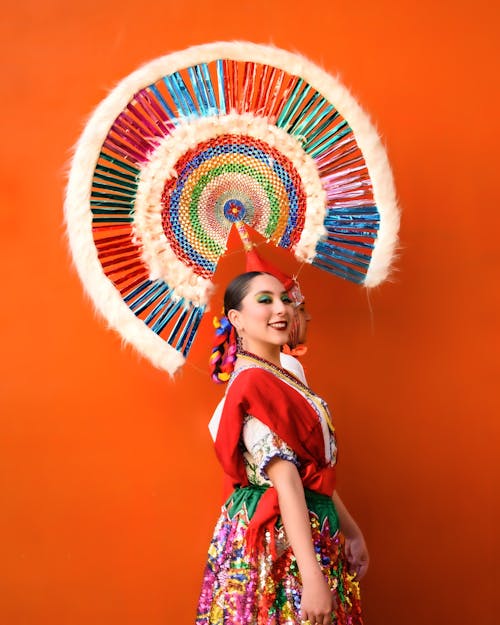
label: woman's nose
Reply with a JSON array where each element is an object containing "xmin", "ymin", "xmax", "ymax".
[{"xmin": 274, "ymin": 298, "xmax": 288, "ymax": 314}]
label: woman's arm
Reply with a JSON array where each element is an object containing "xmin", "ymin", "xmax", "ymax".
[
  {"xmin": 266, "ymin": 459, "xmax": 335, "ymax": 625},
  {"xmin": 332, "ymin": 491, "xmax": 369, "ymax": 580}
]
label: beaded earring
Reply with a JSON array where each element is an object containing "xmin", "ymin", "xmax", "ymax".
[{"xmin": 236, "ymin": 334, "xmax": 244, "ymax": 352}]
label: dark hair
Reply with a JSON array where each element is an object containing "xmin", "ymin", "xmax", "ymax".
[{"xmin": 223, "ymin": 271, "xmax": 266, "ymax": 315}]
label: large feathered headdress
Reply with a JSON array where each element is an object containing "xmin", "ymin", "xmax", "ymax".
[{"xmin": 65, "ymin": 42, "xmax": 400, "ymax": 374}]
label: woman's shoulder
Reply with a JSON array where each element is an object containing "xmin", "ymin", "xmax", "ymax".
[
  {"xmin": 228, "ymin": 365, "xmax": 279, "ymax": 396},
  {"xmin": 280, "ymin": 353, "xmax": 307, "ymax": 385}
]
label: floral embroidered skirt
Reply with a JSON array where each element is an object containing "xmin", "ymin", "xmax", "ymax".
[{"xmin": 196, "ymin": 485, "xmax": 363, "ymax": 625}]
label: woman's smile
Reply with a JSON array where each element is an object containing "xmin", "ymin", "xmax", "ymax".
[{"xmin": 268, "ymin": 320, "xmax": 288, "ymax": 331}]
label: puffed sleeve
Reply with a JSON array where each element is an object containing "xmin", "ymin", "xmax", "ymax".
[{"xmin": 242, "ymin": 416, "xmax": 300, "ymax": 481}]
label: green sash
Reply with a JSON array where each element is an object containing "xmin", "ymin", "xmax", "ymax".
[{"xmin": 226, "ymin": 485, "xmax": 340, "ymax": 535}]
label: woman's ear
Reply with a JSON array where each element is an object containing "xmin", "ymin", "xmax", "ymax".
[{"xmin": 227, "ymin": 309, "xmax": 240, "ymax": 330}]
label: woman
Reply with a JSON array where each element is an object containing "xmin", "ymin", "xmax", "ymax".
[{"xmin": 198, "ymin": 272, "xmax": 367, "ymax": 625}]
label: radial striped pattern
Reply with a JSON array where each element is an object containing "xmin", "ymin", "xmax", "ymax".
[{"xmin": 160, "ymin": 135, "xmax": 306, "ymax": 278}]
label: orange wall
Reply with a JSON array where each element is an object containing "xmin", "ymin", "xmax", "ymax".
[{"xmin": 1, "ymin": 2, "xmax": 498, "ymax": 624}]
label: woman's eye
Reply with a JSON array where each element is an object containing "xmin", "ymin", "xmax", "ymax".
[
  {"xmin": 281, "ymin": 295, "xmax": 292, "ymax": 304},
  {"xmin": 257, "ymin": 295, "xmax": 272, "ymax": 304}
]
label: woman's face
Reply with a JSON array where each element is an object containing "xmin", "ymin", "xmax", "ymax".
[
  {"xmin": 228, "ymin": 274, "xmax": 293, "ymax": 354},
  {"xmin": 295, "ymin": 302, "xmax": 312, "ymax": 344}
]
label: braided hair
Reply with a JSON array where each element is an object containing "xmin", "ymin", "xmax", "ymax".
[{"xmin": 209, "ymin": 272, "xmax": 265, "ymax": 383}]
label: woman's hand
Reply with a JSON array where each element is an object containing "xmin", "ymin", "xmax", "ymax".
[
  {"xmin": 345, "ymin": 531, "xmax": 369, "ymax": 580},
  {"xmin": 300, "ymin": 568, "xmax": 336, "ymax": 625},
  {"xmin": 331, "ymin": 491, "xmax": 369, "ymax": 580}
]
